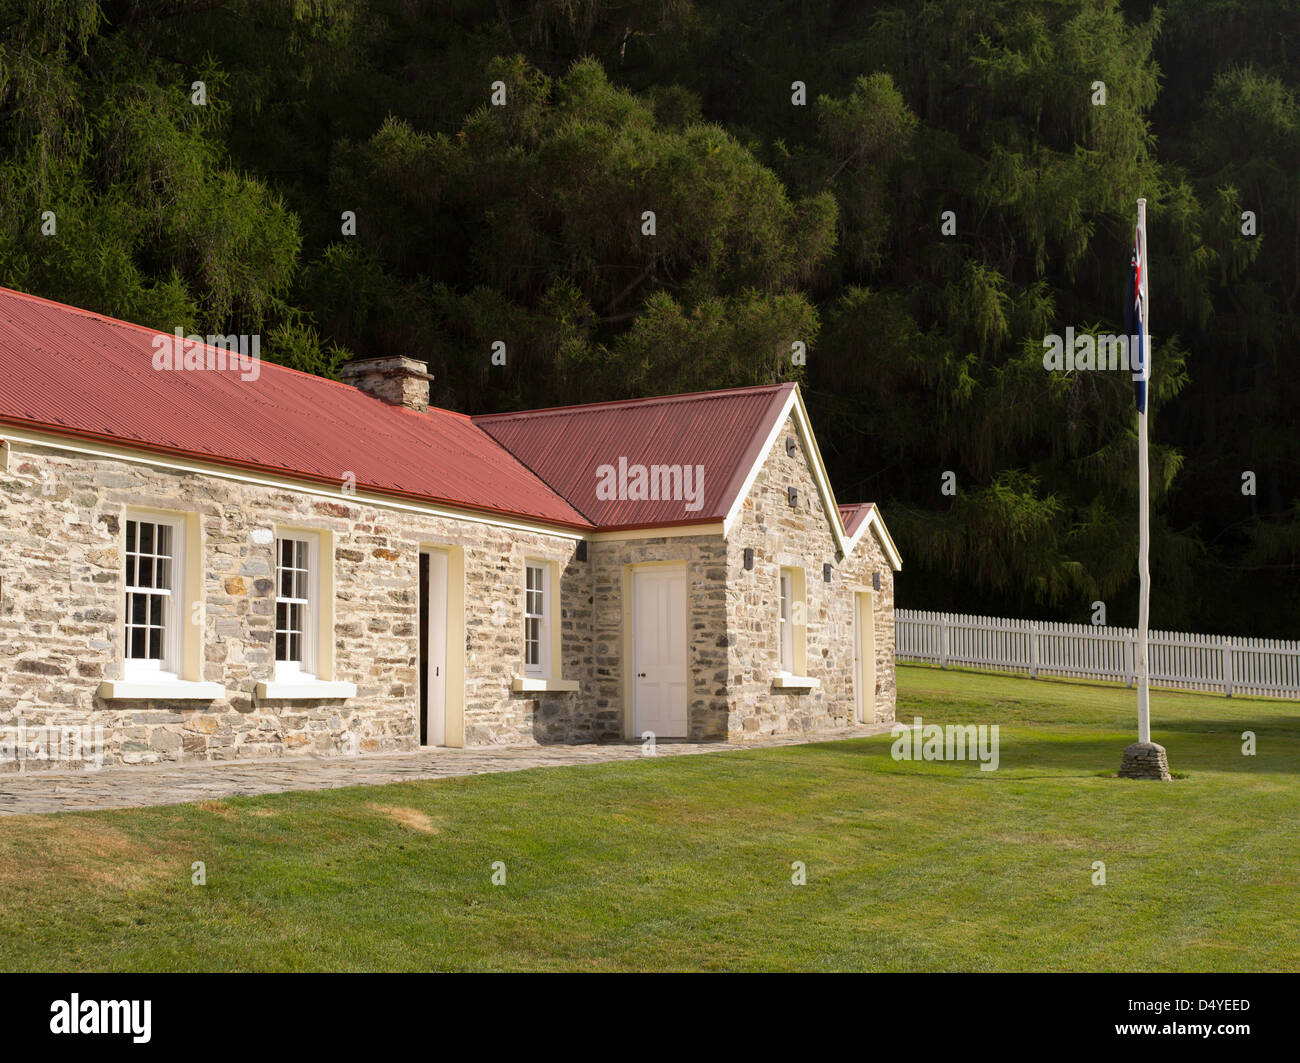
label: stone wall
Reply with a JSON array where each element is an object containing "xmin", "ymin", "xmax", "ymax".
[
  {"xmin": 724, "ymin": 413, "xmax": 896, "ymax": 737},
  {"xmin": 0, "ymin": 417, "xmax": 897, "ymax": 771},
  {"xmin": 0, "ymin": 441, "xmax": 594, "ymax": 770},
  {"xmin": 584, "ymin": 413, "xmax": 896, "ymax": 743},
  {"xmin": 589, "ymin": 534, "xmax": 730, "ymax": 741}
]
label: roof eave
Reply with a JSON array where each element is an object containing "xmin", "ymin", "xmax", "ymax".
[
  {"xmin": 0, "ymin": 418, "xmax": 595, "ymax": 533},
  {"xmin": 591, "ymin": 516, "xmax": 726, "ymax": 534}
]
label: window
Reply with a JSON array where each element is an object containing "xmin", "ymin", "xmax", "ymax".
[
  {"xmin": 105, "ymin": 510, "xmax": 224, "ymax": 700},
  {"xmin": 256, "ymin": 529, "xmax": 353, "ymax": 700},
  {"xmin": 779, "ymin": 568, "xmax": 795, "ymax": 674},
  {"xmin": 124, "ymin": 516, "xmax": 183, "ymax": 678},
  {"xmin": 777, "ymin": 566, "xmax": 807, "ymax": 679},
  {"xmin": 524, "ymin": 562, "xmax": 549, "ymax": 676},
  {"xmin": 512, "ymin": 558, "xmax": 576, "ymax": 693},
  {"xmin": 275, "ymin": 534, "xmax": 318, "ymax": 679}
]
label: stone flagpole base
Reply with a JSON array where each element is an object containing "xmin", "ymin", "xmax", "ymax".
[{"xmin": 1119, "ymin": 741, "xmax": 1172, "ymax": 781}]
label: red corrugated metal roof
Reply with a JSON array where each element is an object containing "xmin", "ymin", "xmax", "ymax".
[
  {"xmin": 838, "ymin": 502, "xmax": 874, "ymax": 538},
  {"xmin": 0, "ymin": 287, "xmax": 591, "ymax": 529},
  {"xmin": 474, "ymin": 384, "xmax": 795, "ymax": 529},
  {"xmin": 0, "ymin": 287, "xmax": 840, "ymax": 537}
]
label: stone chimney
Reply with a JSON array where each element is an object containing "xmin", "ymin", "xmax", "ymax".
[{"xmin": 340, "ymin": 356, "xmax": 434, "ymax": 413}]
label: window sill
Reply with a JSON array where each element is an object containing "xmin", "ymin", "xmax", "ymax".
[
  {"xmin": 256, "ymin": 679, "xmax": 357, "ymax": 700},
  {"xmin": 772, "ymin": 674, "xmax": 820, "ymax": 690},
  {"xmin": 98, "ymin": 679, "xmax": 226, "ymax": 701},
  {"xmin": 512, "ymin": 676, "xmax": 580, "ymax": 693}
]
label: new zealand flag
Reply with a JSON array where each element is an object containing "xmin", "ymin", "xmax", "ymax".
[{"xmin": 1123, "ymin": 230, "xmax": 1148, "ymax": 414}]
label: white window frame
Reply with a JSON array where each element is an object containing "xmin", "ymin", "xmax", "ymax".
[
  {"xmin": 274, "ymin": 532, "xmax": 320, "ymax": 681},
  {"xmin": 123, "ymin": 514, "xmax": 185, "ymax": 681},
  {"xmin": 779, "ymin": 568, "xmax": 795, "ymax": 675},
  {"xmin": 524, "ymin": 561, "xmax": 551, "ymax": 678}
]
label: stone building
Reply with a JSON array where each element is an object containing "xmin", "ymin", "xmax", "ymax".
[{"xmin": 0, "ymin": 287, "xmax": 901, "ymax": 770}]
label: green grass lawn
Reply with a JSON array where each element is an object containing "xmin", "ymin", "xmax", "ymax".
[{"xmin": 1, "ymin": 664, "xmax": 1297, "ymax": 971}]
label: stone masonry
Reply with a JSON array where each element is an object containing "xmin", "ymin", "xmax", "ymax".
[
  {"xmin": 726, "ymin": 413, "xmax": 896, "ymax": 737},
  {"xmin": 589, "ymin": 533, "xmax": 731, "ymax": 741},
  {"xmin": 0, "ymin": 412, "xmax": 896, "ymax": 770},
  {"xmin": 0, "ymin": 441, "xmax": 592, "ymax": 769}
]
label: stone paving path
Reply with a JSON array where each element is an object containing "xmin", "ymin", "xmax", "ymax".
[{"xmin": 0, "ymin": 722, "xmax": 897, "ymax": 816}]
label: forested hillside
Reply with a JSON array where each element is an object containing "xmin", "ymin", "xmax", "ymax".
[{"xmin": 2, "ymin": 1, "xmax": 1296, "ymax": 635}]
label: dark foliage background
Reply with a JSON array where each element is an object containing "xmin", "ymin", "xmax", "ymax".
[{"xmin": 2, "ymin": 0, "xmax": 1297, "ymax": 635}]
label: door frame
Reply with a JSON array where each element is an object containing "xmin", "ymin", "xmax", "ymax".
[
  {"xmin": 422, "ymin": 549, "xmax": 448, "ymax": 746},
  {"xmin": 419, "ymin": 545, "xmax": 466, "ymax": 747},
  {"xmin": 622, "ymin": 561, "xmax": 689, "ymax": 739},
  {"xmin": 853, "ymin": 588, "xmax": 876, "ymax": 724}
]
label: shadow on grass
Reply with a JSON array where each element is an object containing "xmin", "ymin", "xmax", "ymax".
[
  {"xmin": 787, "ymin": 730, "xmax": 1297, "ymax": 776},
  {"xmin": 1147, "ymin": 717, "xmax": 1300, "ymax": 738}
]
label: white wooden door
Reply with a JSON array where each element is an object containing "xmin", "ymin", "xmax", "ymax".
[
  {"xmin": 426, "ymin": 550, "xmax": 448, "ymax": 746},
  {"xmin": 633, "ymin": 566, "xmax": 688, "ymax": 738},
  {"xmin": 855, "ymin": 591, "xmax": 876, "ymax": 724}
]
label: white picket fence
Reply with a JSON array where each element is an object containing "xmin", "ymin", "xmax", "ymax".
[{"xmin": 896, "ymin": 609, "xmax": 1300, "ymax": 699}]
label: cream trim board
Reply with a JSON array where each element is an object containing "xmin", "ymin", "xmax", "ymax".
[
  {"xmin": 511, "ymin": 676, "xmax": 579, "ymax": 692},
  {"xmin": 716, "ymin": 387, "xmax": 903, "ymax": 571},
  {"xmin": 549, "ymin": 560, "xmax": 563, "ymax": 681},
  {"xmin": 788, "ymin": 566, "xmax": 808, "ymax": 675},
  {"xmin": 256, "ymin": 679, "xmax": 356, "ymax": 700},
  {"xmin": 319, "ymin": 529, "xmax": 336, "ymax": 680},
  {"xmin": 721, "ymin": 388, "xmax": 798, "ymax": 540},
  {"xmin": 2, "ymin": 429, "xmax": 587, "ymax": 542},
  {"xmin": 183, "ymin": 511, "xmax": 202, "ymax": 681},
  {"xmin": 855, "ymin": 589, "xmax": 877, "ymax": 724},
  {"xmin": 846, "ymin": 506, "xmax": 903, "ymax": 572},
  {"xmin": 789, "ymin": 388, "xmax": 850, "ymax": 556},
  {"xmin": 789, "ymin": 387, "xmax": 904, "ymax": 568},
  {"xmin": 719, "ymin": 387, "xmax": 849, "ymax": 555},
  {"xmin": 589, "ymin": 523, "xmax": 724, "ymax": 542},
  {"xmin": 421, "ymin": 543, "xmax": 467, "ymax": 748},
  {"xmin": 6, "ymin": 425, "xmax": 903, "ymax": 566},
  {"xmin": 621, "ymin": 566, "xmax": 635, "ymax": 739},
  {"xmin": 98, "ymin": 678, "xmax": 225, "ymax": 701}
]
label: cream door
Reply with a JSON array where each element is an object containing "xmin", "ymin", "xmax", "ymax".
[
  {"xmin": 632, "ymin": 566, "xmax": 688, "ymax": 738},
  {"xmin": 425, "ymin": 549, "xmax": 448, "ymax": 746},
  {"xmin": 855, "ymin": 591, "xmax": 876, "ymax": 724}
]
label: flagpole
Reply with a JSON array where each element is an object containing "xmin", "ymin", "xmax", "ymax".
[
  {"xmin": 1136, "ymin": 197, "xmax": 1151, "ymax": 745},
  {"xmin": 1120, "ymin": 198, "xmax": 1168, "ymax": 779}
]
